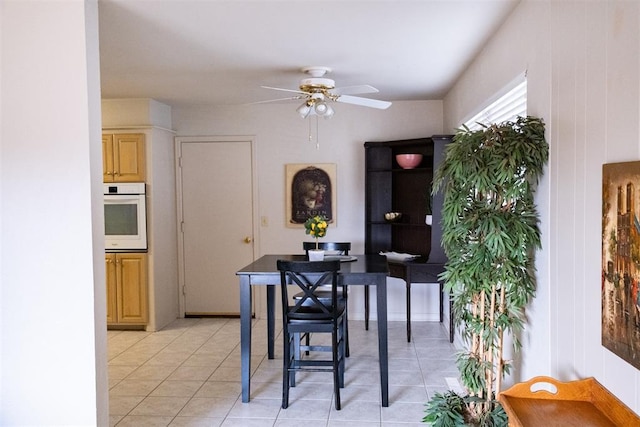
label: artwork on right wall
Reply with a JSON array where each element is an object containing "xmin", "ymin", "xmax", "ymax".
[{"xmin": 602, "ymin": 161, "xmax": 640, "ymax": 370}]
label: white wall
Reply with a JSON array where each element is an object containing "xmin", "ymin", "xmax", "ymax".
[
  {"xmin": 0, "ymin": 1, "xmax": 108, "ymax": 425},
  {"xmin": 172, "ymin": 101, "xmax": 444, "ymax": 322},
  {"xmin": 146, "ymin": 126, "xmax": 180, "ymax": 331},
  {"xmin": 444, "ymin": 0, "xmax": 639, "ymax": 414}
]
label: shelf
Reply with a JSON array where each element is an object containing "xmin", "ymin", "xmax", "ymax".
[{"xmin": 364, "ymin": 136, "xmax": 451, "ymax": 263}]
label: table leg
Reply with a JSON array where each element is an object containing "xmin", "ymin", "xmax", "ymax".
[
  {"xmin": 449, "ymin": 298, "xmax": 455, "ymax": 343},
  {"xmin": 376, "ymin": 275, "xmax": 389, "ymax": 407},
  {"xmin": 240, "ymin": 276, "xmax": 252, "ymax": 403},
  {"xmin": 405, "ymin": 267, "xmax": 412, "ymax": 342},
  {"xmin": 267, "ymin": 284, "xmax": 275, "ymax": 359},
  {"xmin": 364, "ymin": 285, "xmax": 370, "ymax": 330},
  {"xmin": 406, "ymin": 280, "xmax": 412, "ymax": 342},
  {"xmin": 439, "ymin": 281, "xmax": 444, "ymax": 323}
]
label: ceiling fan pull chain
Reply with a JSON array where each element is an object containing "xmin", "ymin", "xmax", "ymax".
[{"xmin": 315, "ymin": 116, "xmax": 320, "ymax": 150}]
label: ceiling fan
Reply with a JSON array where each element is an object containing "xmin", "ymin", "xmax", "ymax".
[{"xmin": 258, "ymin": 66, "xmax": 392, "ymax": 118}]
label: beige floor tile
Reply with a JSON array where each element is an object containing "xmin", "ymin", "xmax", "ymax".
[
  {"xmin": 110, "ymin": 379, "xmax": 163, "ymax": 396},
  {"xmin": 286, "ymin": 382, "xmax": 335, "ymax": 402},
  {"xmin": 109, "ymin": 351, "xmax": 154, "ymax": 366},
  {"xmin": 127, "ymin": 364, "xmax": 176, "ymax": 381},
  {"xmin": 167, "ymin": 365, "xmax": 216, "ymax": 381},
  {"xmin": 222, "ymin": 419, "xmax": 276, "ymax": 426},
  {"xmin": 109, "ymin": 414, "xmax": 124, "ymax": 427},
  {"xmin": 226, "ymin": 398, "xmax": 282, "ymax": 419},
  {"xmin": 112, "ymin": 415, "xmax": 174, "ymax": 426},
  {"xmin": 130, "ymin": 396, "xmax": 190, "ymax": 417},
  {"xmin": 328, "ymin": 400, "xmax": 381, "ymax": 422},
  {"xmin": 208, "ymin": 366, "xmax": 241, "ymax": 382},
  {"xmin": 109, "ymin": 394, "xmax": 145, "ymax": 416},
  {"xmin": 339, "ymin": 384, "xmax": 381, "ymax": 403},
  {"xmin": 178, "ymin": 397, "xmax": 237, "ymax": 418},
  {"xmin": 326, "ymin": 422, "xmax": 379, "ymax": 427},
  {"xmin": 388, "ymin": 385, "xmax": 428, "ymax": 403},
  {"xmin": 108, "ymin": 364, "xmax": 139, "ymax": 380},
  {"xmin": 169, "ymin": 416, "xmax": 224, "ymax": 426},
  {"xmin": 107, "ymin": 319, "xmax": 457, "ymax": 426},
  {"xmin": 196, "ymin": 381, "xmax": 242, "ymax": 399},
  {"xmin": 387, "ymin": 370, "xmax": 425, "ymax": 387},
  {"xmin": 247, "ymin": 381, "xmax": 282, "ymax": 400},
  {"xmin": 150, "ymin": 380, "xmax": 205, "ymax": 397},
  {"xmin": 277, "ymin": 397, "xmax": 331, "ymax": 419},
  {"xmin": 146, "ymin": 351, "xmax": 193, "ymax": 367},
  {"xmin": 381, "ymin": 401, "xmax": 428, "ymax": 424},
  {"xmin": 276, "ymin": 420, "xmax": 328, "ymax": 427},
  {"xmin": 182, "ymin": 353, "xmax": 225, "ymax": 368}
]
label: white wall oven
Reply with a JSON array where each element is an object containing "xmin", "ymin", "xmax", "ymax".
[{"xmin": 104, "ymin": 183, "xmax": 147, "ymax": 251}]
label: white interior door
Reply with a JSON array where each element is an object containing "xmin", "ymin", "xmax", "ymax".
[{"xmin": 178, "ymin": 138, "xmax": 254, "ymax": 315}]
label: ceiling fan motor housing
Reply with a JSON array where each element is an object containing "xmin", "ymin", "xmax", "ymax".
[{"xmin": 299, "ymin": 77, "xmax": 335, "ymax": 92}]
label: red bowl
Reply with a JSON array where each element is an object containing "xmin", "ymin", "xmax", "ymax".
[{"xmin": 396, "ymin": 154, "xmax": 423, "ymax": 169}]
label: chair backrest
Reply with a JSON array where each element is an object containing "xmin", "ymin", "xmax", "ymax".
[
  {"xmin": 277, "ymin": 259, "xmax": 342, "ymax": 321},
  {"xmin": 302, "ymin": 241, "xmax": 351, "ymax": 255}
]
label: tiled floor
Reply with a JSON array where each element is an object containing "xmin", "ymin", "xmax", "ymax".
[{"xmin": 108, "ymin": 318, "xmax": 458, "ymax": 426}]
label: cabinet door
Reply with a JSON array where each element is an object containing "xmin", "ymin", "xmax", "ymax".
[
  {"xmin": 105, "ymin": 254, "xmax": 117, "ymax": 324},
  {"xmin": 116, "ymin": 253, "xmax": 148, "ymax": 324},
  {"xmin": 102, "ymin": 134, "xmax": 115, "ymax": 182},
  {"xmin": 113, "ymin": 134, "xmax": 145, "ymax": 182}
]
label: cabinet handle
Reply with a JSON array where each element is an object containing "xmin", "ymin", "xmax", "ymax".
[
  {"xmin": 106, "ymin": 171, "xmax": 113, "ymax": 176},
  {"xmin": 114, "ymin": 171, "xmax": 119, "ymax": 176}
]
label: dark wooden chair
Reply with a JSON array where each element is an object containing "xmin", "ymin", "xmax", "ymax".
[
  {"xmin": 302, "ymin": 242, "xmax": 352, "ymax": 356},
  {"xmin": 304, "ymin": 242, "xmax": 371, "ymax": 333},
  {"xmin": 277, "ymin": 259, "xmax": 346, "ymax": 410}
]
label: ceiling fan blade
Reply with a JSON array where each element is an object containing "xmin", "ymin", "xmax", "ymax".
[
  {"xmin": 261, "ymin": 85, "xmax": 308, "ymax": 95},
  {"xmin": 248, "ymin": 95, "xmax": 305, "ymax": 105},
  {"xmin": 336, "ymin": 95, "xmax": 392, "ymax": 109},
  {"xmin": 332, "ymin": 85, "xmax": 379, "ymax": 96}
]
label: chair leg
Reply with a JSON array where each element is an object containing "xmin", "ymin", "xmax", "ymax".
[
  {"xmin": 289, "ymin": 334, "xmax": 296, "ymax": 387},
  {"xmin": 332, "ymin": 328, "xmax": 341, "ymax": 410},
  {"xmin": 282, "ymin": 333, "xmax": 291, "ymax": 409},
  {"xmin": 364, "ymin": 285, "xmax": 370, "ymax": 330},
  {"xmin": 338, "ymin": 323, "xmax": 345, "ymax": 388},
  {"xmin": 304, "ymin": 332, "xmax": 310, "ymax": 356},
  {"xmin": 344, "ymin": 310, "xmax": 350, "ymax": 357},
  {"xmin": 344, "ymin": 286, "xmax": 350, "ymax": 357},
  {"xmin": 294, "ymin": 332, "xmax": 302, "ymax": 361}
]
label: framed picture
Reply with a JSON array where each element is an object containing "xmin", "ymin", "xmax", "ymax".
[
  {"xmin": 602, "ymin": 161, "xmax": 640, "ymax": 369},
  {"xmin": 285, "ymin": 163, "xmax": 336, "ymax": 227}
]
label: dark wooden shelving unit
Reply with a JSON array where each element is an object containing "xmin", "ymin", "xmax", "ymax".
[{"xmin": 364, "ymin": 136, "xmax": 454, "ymax": 342}]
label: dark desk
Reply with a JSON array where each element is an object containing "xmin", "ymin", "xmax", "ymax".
[
  {"xmin": 386, "ymin": 259, "xmax": 454, "ymax": 343},
  {"xmin": 236, "ymin": 254, "xmax": 390, "ymax": 406}
]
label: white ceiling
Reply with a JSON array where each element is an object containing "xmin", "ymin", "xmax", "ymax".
[{"xmin": 98, "ymin": 0, "xmax": 519, "ymax": 109}]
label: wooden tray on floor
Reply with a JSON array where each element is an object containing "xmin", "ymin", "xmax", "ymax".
[{"xmin": 498, "ymin": 376, "xmax": 640, "ymax": 427}]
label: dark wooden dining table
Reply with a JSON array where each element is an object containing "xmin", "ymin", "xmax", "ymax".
[{"xmin": 236, "ymin": 254, "xmax": 391, "ymax": 406}]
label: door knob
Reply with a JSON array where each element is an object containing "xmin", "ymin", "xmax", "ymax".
[{"xmin": 244, "ymin": 237, "xmax": 252, "ymax": 244}]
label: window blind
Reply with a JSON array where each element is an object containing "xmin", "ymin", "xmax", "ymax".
[{"xmin": 463, "ymin": 79, "xmax": 527, "ymax": 131}]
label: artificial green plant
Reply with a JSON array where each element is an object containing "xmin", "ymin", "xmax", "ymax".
[{"xmin": 424, "ymin": 116, "xmax": 549, "ymax": 426}]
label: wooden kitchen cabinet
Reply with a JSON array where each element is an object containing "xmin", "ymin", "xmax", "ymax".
[
  {"xmin": 105, "ymin": 252, "xmax": 148, "ymax": 326},
  {"xmin": 102, "ymin": 133, "xmax": 146, "ymax": 182}
]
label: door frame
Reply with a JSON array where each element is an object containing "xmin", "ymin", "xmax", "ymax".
[{"xmin": 174, "ymin": 135, "xmax": 260, "ymax": 318}]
